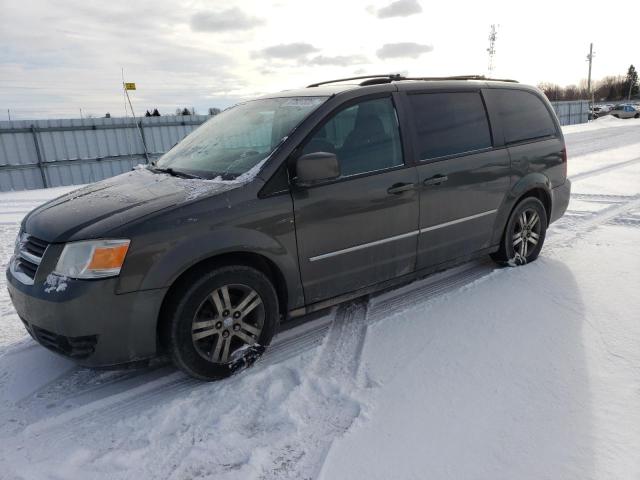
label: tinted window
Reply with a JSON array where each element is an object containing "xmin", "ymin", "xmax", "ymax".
[
  {"xmin": 302, "ymin": 97, "xmax": 403, "ymax": 177},
  {"xmin": 491, "ymin": 89, "xmax": 557, "ymax": 144},
  {"xmin": 407, "ymin": 92, "xmax": 491, "ymax": 160}
]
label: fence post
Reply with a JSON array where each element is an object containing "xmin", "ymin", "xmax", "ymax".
[{"xmin": 30, "ymin": 124, "xmax": 48, "ymax": 188}]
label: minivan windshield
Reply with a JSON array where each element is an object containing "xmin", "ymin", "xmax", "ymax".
[{"xmin": 155, "ymin": 96, "xmax": 327, "ymax": 179}]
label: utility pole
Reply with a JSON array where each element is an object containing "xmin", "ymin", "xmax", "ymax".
[
  {"xmin": 586, "ymin": 43, "xmax": 595, "ymax": 107},
  {"xmin": 7, "ymin": 109, "xmax": 11, "ymax": 121},
  {"xmin": 487, "ymin": 24, "xmax": 498, "ymax": 76}
]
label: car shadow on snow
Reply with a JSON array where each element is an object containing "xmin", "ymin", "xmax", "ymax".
[{"xmin": 320, "ymin": 256, "xmax": 595, "ymax": 479}]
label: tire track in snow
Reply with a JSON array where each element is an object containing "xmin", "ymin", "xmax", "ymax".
[
  {"xmin": 10, "ymin": 312, "xmax": 335, "ymax": 442},
  {"xmin": 569, "ymin": 193, "xmax": 633, "ymax": 203},
  {"xmin": 258, "ymin": 300, "xmax": 369, "ymax": 480},
  {"xmin": 548, "ymin": 195, "xmax": 640, "ymax": 248},
  {"xmin": 570, "ymin": 155, "xmax": 640, "ymax": 182},
  {"xmin": 564, "ymin": 124, "xmax": 640, "ymax": 157}
]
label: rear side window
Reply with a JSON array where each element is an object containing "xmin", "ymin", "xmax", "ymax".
[
  {"xmin": 490, "ymin": 89, "xmax": 557, "ymax": 144},
  {"xmin": 408, "ymin": 92, "xmax": 492, "ymax": 161}
]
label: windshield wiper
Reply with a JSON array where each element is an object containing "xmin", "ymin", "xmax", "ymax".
[{"xmin": 149, "ymin": 165, "xmax": 202, "ymax": 179}]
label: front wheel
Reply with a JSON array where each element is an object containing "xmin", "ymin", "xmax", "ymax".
[
  {"xmin": 491, "ymin": 197, "xmax": 548, "ymax": 266},
  {"xmin": 162, "ymin": 265, "xmax": 279, "ymax": 380}
]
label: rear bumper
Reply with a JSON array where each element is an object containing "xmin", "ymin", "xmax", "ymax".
[
  {"xmin": 6, "ymin": 263, "xmax": 167, "ymax": 367},
  {"xmin": 550, "ymin": 179, "xmax": 571, "ymax": 224}
]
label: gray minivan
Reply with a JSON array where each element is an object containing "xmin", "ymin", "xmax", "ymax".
[{"xmin": 7, "ymin": 75, "xmax": 570, "ymax": 380}]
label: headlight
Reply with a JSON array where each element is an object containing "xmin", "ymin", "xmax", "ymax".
[
  {"xmin": 54, "ymin": 239, "xmax": 130, "ymax": 279},
  {"xmin": 14, "ymin": 229, "xmax": 26, "ymax": 255}
]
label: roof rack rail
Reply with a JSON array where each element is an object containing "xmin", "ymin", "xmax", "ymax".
[
  {"xmin": 306, "ymin": 74, "xmax": 518, "ymax": 88},
  {"xmin": 307, "ymin": 74, "xmax": 402, "ymax": 88},
  {"xmin": 401, "ymin": 75, "xmax": 519, "ymax": 83}
]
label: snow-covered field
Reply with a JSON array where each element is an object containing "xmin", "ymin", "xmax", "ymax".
[{"xmin": 1, "ymin": 117, "xmax": 639, "ymax": 480}]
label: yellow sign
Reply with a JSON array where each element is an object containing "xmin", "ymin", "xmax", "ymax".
[{"xmin": 124, "ymin": 82, "xmax": 136, "ymax": 91}]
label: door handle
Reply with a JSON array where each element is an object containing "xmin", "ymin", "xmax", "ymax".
[
  {"xmin": 423, "ymin": 175, "xmax": 448, "ymax": 186},
  {"xmin": 387, "ymin": 182, "xmax": 416, "ymax": 195}
]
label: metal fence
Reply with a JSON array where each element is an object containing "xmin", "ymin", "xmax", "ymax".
[
  {"xmin": 0, "ymin": 115, "xmax": 210, "ymax": 191},
  {"xmin": 549, "ymin": 100, "xmax": 589, "ymax": 126}
]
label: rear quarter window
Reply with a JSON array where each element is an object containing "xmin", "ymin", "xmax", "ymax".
[
  {"xmin": 408, "ymin": 92, "xmax": 492, "ymax": 160},
  {"xmin": 489, "ymin": 89, "xmax": 557, "ymax": 144}
]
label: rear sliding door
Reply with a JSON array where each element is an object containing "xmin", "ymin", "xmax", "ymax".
[{"xmin": 406, "ymin": 90, "xmax": 511, "ymax": 269}]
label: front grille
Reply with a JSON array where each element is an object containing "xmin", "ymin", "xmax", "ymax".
[
  {"xmin": 22, "ymin": 320, "xmax": 98, "ymax": 359},
  {"xmin": 16, "ymin": 256, "xmax": 38, "ymax": 277},
  {"xmin": 13, "ymin": 233, "xmax": 50, "ymax": 283},
  {"xmin": 24, "ymin": 235, "xmax": 49, "ymax": 257}
]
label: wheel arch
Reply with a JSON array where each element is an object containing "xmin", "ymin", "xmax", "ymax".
[
  {"xmin": 156, "ymin": 250, "xmax": 290, "ymax": 352},
  {"xmin": 492, "ymin": 174, "xmax": 552, "ymax": 246}
]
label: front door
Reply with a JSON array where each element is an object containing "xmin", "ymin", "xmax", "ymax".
[{"xmin": 291, "ymin": 95, "xmax": 420, "ymax": 304}]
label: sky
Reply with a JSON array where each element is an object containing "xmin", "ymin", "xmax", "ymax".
[{"xmin": 1, "ymin": 0, "xmax": 639, "ymax": 120}]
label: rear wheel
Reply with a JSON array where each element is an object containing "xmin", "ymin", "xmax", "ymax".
[
  {"xmin": 491, "ymin": 197, "xmax": 547, "ymax": 266},
  {"xmin": 162, "ymin": 265, "xmax": 279, "ymax": 380}
]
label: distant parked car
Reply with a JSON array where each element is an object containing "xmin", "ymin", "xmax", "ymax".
[
  {"xmin": 610, "ymin": 104, "xmax": 640, "ymax": 119},
  {"xmin": 591, "ymin": 105, "xmax": 610, "ymax": 119}
]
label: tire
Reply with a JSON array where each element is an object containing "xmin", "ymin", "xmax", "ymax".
[
  {"xmin": 635, "ymin": 113, "xmax": 639, "ymax": 119},
  {"xmin": 613, "ymin": 114, "xmax": 620, "ymax": 118},
  {"xmin": 162, "ymin": 265, "xmax": 279, "ymax": 380},
  {"xmin": 490, "ymin": 197, "xmax": 548, "ymax": 266}
]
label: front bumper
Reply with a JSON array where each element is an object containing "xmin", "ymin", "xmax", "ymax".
[
  {"xmin": 550, "ymin": 179, "xmax": 571, "ymax": 224},
  {"xmin": 6, "ymin": 263, "xmax": 167, "ymax": 367}
]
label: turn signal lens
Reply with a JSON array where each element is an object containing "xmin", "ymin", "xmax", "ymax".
[{"xmin": 88, "ymin": 244, "xmax": 129, "ymax": 270}]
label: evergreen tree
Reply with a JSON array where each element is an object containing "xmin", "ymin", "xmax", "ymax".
[
  {"xmin": 144, "ymin": 110, "xmax": 152, "ymax": 117},
  {"xmin": 626, "ymin": 65, "xmax": 639, "ymax": 98},
  {"xmin": 152, "ymin": 108, "xmax": 161, "ymax": 116},
  {"xmin": 181, "ymin": 108, "xmax": 191, "ymax": 116}
]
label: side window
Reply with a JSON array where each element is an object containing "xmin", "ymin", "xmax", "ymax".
[
  {"xmin": 301, "ymin": 97, "xmax": 404, "ymax": 177},
  {"xmin": 490, "ymin": 89, "xmax": 557, "ymax": 144},
  {"xmin": 408, "ymin": 92, "xmax": 492, "ymax": 160}
]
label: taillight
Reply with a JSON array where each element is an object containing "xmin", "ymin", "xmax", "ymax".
[{"xmin": 561, "ymin": 147, "xmax": 567, "ymax": 177}]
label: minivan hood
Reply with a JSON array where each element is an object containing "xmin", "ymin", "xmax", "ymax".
[{"xmin": 24, "ymin": 168, "xmax": 244, "ymax": 242}]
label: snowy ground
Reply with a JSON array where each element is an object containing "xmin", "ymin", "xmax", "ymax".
[{"xmin": 0, "ymin": 117, "xmax": 639, "ymax": 479}]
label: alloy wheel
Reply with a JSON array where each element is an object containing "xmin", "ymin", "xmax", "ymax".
[
  {"xmin": 191, "ymin": 284, "xmax": 264, "ymax": 363},
  {"xmin": 512, "ymin": 208, "xmax": 542, "ymax": 263}
]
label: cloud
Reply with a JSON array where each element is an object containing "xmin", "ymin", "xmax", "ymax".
[
  {"xmin": 376, "ymin": 42, "xmax": 433, "ymax": 59},
  {"xmin": 375, "ymin": 0, "xmax": 422, "ymax": 18},
  {"xmin": 307, "ymin": 55, "xmax": 369, "ymax": 67},
  {"xmin": 0, "ymin": 0, "xmax": 242, "ymax": 119},
  {"xmin": 253, "ymin": 43, "xmax": 320, "ymax": 60},
  {"xmin": 190, "ymin": 7, "xmax": 264, "ymax": 32}
]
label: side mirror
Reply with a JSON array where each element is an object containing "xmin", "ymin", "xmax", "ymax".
[{"xmin": 295, "ymin": 152, "xmax": 340, "ymax": 186}]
